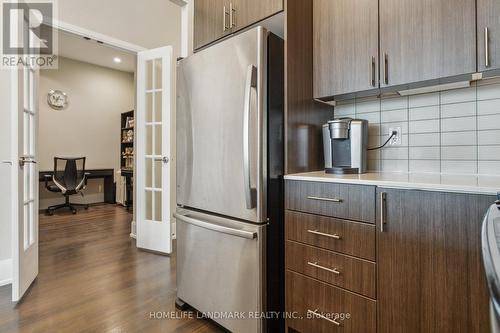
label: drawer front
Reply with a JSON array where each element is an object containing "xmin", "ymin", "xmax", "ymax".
[
  {"xmin": 286, "ymin": 270, "xmax": 376, "ymax": 333},
  {"xmin": 286, "ymin": 241, "xmax": 376, "ymax": 298},
  {"xmin": 285, "ymin": 210, "xmax": 375, "ymax": 261},
  {"xmin": 285, "ymin": 180, "xmax": 375, "ymax": 223}
]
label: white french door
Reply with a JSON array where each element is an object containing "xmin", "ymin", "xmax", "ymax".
[
  {"xmin": 11, "ymin": 63, "xmax": 39, "ymax": 302},
  {"xmin": 136, "ymin": 46, "xmax": 173, "ymax": 254}
]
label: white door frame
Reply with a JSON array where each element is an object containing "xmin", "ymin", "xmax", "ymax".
[
  {"xmin": 6, "ymin": 22, "xmax": 145, "ymax": 299},
  {"xmin": 48, "ymin": 22, "xmax": 144, "ymax": 238}
]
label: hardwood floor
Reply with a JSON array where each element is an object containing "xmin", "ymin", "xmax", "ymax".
[{"xmin": 0, "ymin": 205, "xmax": 225, "ymax": 333}]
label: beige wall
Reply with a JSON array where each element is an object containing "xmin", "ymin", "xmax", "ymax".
[
  {"xmin": 39, "ymin": 57, "xmax": 134, "ymax": 209},
  {"xmin": 58, "ymin": 0, "xmax": 182, "ymax": 54},
  {"xmin": 0, "ymin": 69, "xmax": 12, "ymax": 262}
]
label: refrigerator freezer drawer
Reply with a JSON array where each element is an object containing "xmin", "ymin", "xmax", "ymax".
[{"xmin": 175, "ymin": 208, "xmax": 266, "ymax": 333}]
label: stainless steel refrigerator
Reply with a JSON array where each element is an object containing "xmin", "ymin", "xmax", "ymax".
[{"xmin": 175, "ymin": 26, "xmax": 284, "ymax": 333}]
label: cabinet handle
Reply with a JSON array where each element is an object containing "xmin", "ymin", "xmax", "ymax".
[
  {"xmin": 370, "ymin": 56, "xmax": 376, "ymax": 87},
  {"xmin": 229, "ymin": 3, "xmax": 235, "ymax": 28},
  {"xmin": 307, "ymin": 229, "xmax": 341, "ymax": 239},
  {"xmin": 223, "ymin": 6, "xmax": 229, "ymax": 31},
  {"xmin": 485, "ymin": 27, "xmax": 490, "ymax": 68},
  {"xmin": 306, "ymin": 196, "xmax": 342, "ymax": 203},
  {"xmin": 308, "ymin": 261, "xmax": 341, "ymax": 275},
  {"xmin": 383, "ymin": 53, "xmax": 389, "ymax": 85},
  {"xmin": 307, "ymin": 309, "xmax": 341, "ymax": 326},
  {"xmin": 380, "ymin": 192, "xmax": 387, "ymax": 232}
]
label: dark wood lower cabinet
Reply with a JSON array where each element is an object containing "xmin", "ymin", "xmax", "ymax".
[
  {"xmin": 286, "ymin": 240, "xmax": 376, "ymax": 298},
  {"xmin": 285, "ymin": 210, "xmax": 376, "ymax": 261},
  {"xmin": 286, "ymin": 271, "xmax": 376, "ymax": 333},
  {"xmin": 377, "ymin": 188, "xmax": 494, "ymax": 333},
  {"xmin": 285, "ymin": 179, "xmax": 495, "ymax": 333}
]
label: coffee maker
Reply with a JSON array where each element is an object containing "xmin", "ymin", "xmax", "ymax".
[{"xmin": 323, "ymin": 118, "xmax": 368, "ymax": 174}]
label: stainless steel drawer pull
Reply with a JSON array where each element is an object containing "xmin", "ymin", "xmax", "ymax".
[
  {"xmin": 223, "ymin": 6, "xmax": 229, "ymax": 31},
  {"xmin": 370, "ymin": 56, "xmax": 376, "ymax": 87},
  {"xmin": 229, "ymin": 2, "xmax": 235, "ymax": 28},
  {"xmin": 307, "ymin": 229, "xmax": 341, "ymax": 240},
  {"xmin": 173, "ymin": 213, "xmax": 257, "ymax": 239},
  {"xmin": 307, "ymin": 196, "xmax": 342, "ymax": 203},
  {"xmin": 380, "ymin": 192, "xmax": 387, "ymax": 232},
  {"xmin": 485, "ymin": 27, "xmax": 490, "ymax": 68},
  {"xmin": 307, "ymin": 309, "xmax": 341, "ymax": 326},
  {"xmin": 308, "ymin": 261, "xmax": 340, "ymax": 275},
  {"xmin": 383, "ymin": 53, "xmax": 389, "ymax": 85}
]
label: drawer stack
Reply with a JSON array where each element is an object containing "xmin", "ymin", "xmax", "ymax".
[{"xmin": 284, "ymin": 180, "xmax": 377, "ymax": 333}]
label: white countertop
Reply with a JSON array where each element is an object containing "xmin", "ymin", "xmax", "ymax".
[{"xmin": 284, "ymin": 171, "xmax": 500, "ymax": 195}]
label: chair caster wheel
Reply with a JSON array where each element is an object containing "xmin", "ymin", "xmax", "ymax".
[
  {"xmin": 85, "ymin": 206, "xmax": 89, "ymax": 210},
  {"xmin": 72, "ymin": 210, "xmax": 77, "ymax": 214},
  {"xmin": 46, "ymin": 210, "xmax": 53, "ymax": 216}
]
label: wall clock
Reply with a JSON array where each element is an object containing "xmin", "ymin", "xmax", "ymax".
[{"xmin": 47, "ymin": 89, "xmax": 69, "ymax": 110}]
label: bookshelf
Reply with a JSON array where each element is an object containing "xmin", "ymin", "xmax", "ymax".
[{"xmin": 120, "ymin": 110, "xmax": 134, "ymax": 171}]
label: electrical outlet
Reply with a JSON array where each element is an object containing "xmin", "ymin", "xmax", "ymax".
[{"xmin": 388, "ymin": 127, "xmax": 402, "ymax": 145}]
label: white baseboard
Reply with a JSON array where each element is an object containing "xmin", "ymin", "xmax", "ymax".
[
  {"xmin": 0, "ymin": 258, "xmax": 12, "ymax": 287},
  {"xmin": 130, "ymin": 220, "xmax": 136, "ymax": 239}
]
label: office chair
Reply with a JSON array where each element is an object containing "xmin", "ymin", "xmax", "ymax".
[{"xmin": 44, "ymin": 157, "xmax": 90, "ymax": 215}]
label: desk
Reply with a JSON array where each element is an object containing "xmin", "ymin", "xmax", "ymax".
[{"xmin": 39, "ymin": 168, "xmax": 115, "ymax": 204}]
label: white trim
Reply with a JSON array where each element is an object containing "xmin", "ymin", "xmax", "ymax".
[
  {"xmin": 169, "ymin": 0, "xmax": 192, "ymax": 58},
  {"xmin": 169, "ymin": 0, "xmax": 188, "ymax": 6},
  {"xmin": 130, "ymin": 221, "xmax": 137, "ymax": 239},
  {"xmin": 50, "ymin": 19, "xmax": 146, "ymax": 54},
  {"xmin": 0, "ymin": 259, "xmax": 12, "ymax": 287},
  {"xmin": 10, "ymin": 67, "xmax": 19, "ymax": 300}
]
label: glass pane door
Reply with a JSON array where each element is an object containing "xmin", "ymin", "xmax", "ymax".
[
  {"xmin": 22, "ymin": 66, "xmax": 37, "ymax": 250},
  {"xmin": 136, "ymin": 46, "xmax": 172, "ymax": 254},
  {"xmin": 144, "ymin": 58, "xmax": 163, "ymax": 222}
]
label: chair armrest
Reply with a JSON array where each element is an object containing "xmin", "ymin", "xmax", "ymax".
[
  {"xmin": 43, "ymin": 174, "xmax": 52, "ymax": 188},
  {"xmin": 84, "ymin": 172, "xmax": 91, "ymax": 186}
]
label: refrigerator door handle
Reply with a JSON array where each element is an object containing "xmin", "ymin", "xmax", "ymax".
[
  {"xmin": 173, "ymin": 213, "xmax": 257, "ymax": 239},
  {"xmin": 243, "ymin": 64, "xmax": 257, "ymax": 209}
]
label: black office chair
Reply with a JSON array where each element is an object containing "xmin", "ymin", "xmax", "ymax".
[{"xmin": 44, "ymin": 157, "xmax": 90, "ymax": 215}]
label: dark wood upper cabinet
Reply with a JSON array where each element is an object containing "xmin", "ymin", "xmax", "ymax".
[
  {"xmin": 313, "ymin": 0, "xmax": 379, "ymax": 98},
  {"xmin": 379, "ymin": 0, "xmax": 476, "ymax": 88},
  {"xmin": 193, "ymin": 0, "xmax": 230, "ymax": 50},
  {"xmin": 193, "ymin": 0, "xmax": 283, "ymax": 51},
  {"xmin": 478, "ymin": 0, "xmax": 500, "ymax": 71},
  {"xmin": 232, "ymin": 0, "xmax": 283, "ymax": 33},
  {"xmin": 376, "ymin": 188, "xmax": 492, "ymax": 333}
]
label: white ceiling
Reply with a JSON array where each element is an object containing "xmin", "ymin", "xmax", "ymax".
[
  {"xmin": 58, "ymin": 0, "xmax": 181, "ymax": 51},
  {"xmin": 58, "ymin": 31, "xmax": 136, "ymax": 73}
]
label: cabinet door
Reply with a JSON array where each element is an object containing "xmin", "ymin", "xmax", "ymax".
[
  {"xmin": 231, "ymin": 0, "xmax": 283, "ymax": 32},
  {"xmin": 313, "ymin": 0, "xmax": 379, "ymax": 98},
  {"xmin": 377, "ymin": 189, "xmax": 492, "ymax": 333},
  {"xmin": 193, "ymin": 0, "xmax": 230, "ymax": 50},
  {"xmin": 379, "ymin": 0, "xmax": 476, "ymax": 87},
  {"xmin": 478, "ymin": 0, "xmax": 500, "ymax": 71}
]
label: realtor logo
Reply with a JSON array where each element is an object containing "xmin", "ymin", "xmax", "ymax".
[{"xmin": 1, "ymin": 0, "xmax": 58, "ymax": 68}]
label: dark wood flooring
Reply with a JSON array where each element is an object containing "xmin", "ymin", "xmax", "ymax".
[{"xmin": 0, "ymin": 205, "xmax": 225, "ymax": 333}]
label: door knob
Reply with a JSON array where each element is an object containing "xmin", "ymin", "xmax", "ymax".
[
  {"xmin": 19, "ymin": 157, "xmax": 37, "ymax": 167},
  {"xmin": 154, "ymin": 156, "xmax": 169, "ymax": 164}
]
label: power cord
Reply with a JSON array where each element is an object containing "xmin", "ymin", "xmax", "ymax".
[{"xmin": 368, "ymin": 131, "xmax": 397, "ymax": 151}]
